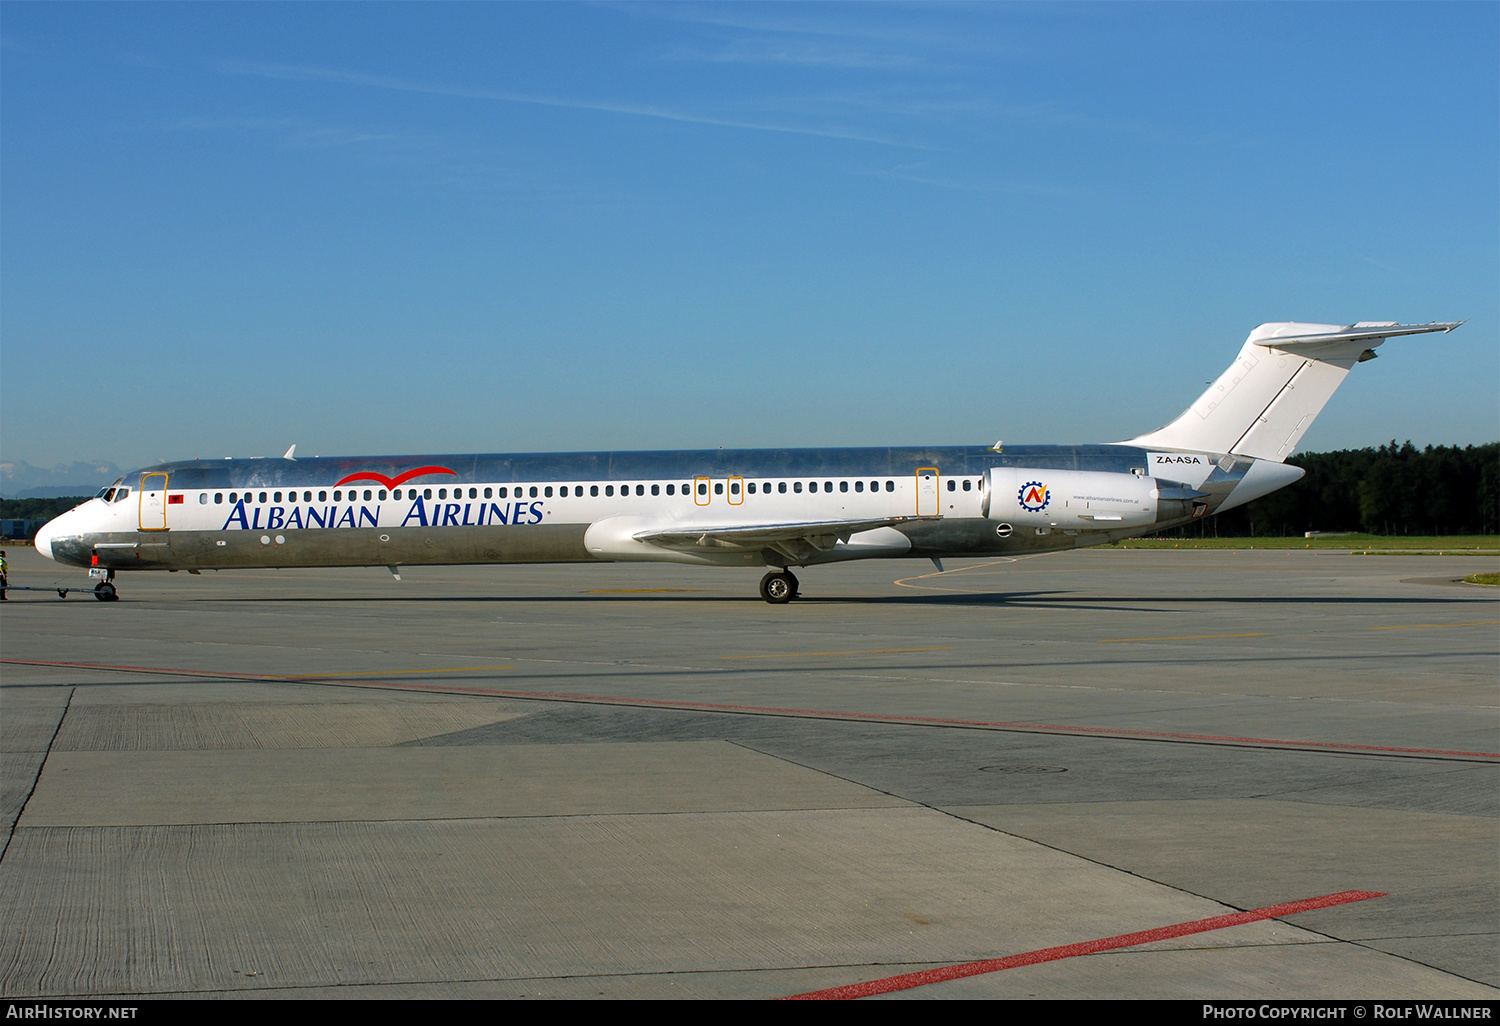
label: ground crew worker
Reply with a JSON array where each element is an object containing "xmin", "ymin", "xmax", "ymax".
[{"xmin": 1, "ymin": 550, "xmax": 8, "ymax": 600}]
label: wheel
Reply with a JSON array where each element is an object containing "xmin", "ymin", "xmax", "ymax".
[
  {"xmin": 94, "ymin": 582, "xmax": 117, "ymax": 602},
  {"xmin": 759, "ymin": 571, "xmax": 795, "ymax": 604}
]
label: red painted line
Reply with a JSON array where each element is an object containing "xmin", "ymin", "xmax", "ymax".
[
  {"xmin": 3, "ymin": 658, "xmax": 1495, "ymax": 760},
  {"xmin": 783, "ymin": 890, "xmax": 1385, "ymax": 1000}
]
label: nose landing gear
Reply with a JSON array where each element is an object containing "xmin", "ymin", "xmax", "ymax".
[
  {"xmin": 90, "ymin": 566, "xmax": 119, "ymax": 601},
  {"xmin": 759, "ymin": 570, "xmax": 800, "ymax": 604}
]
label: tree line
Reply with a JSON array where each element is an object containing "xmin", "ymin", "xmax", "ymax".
[
  {"xmin": 0, "ymin": 496, "xmax": 87, "ymax": 523},
  {"xmin": 1167, "ymin": 442, "xmax": 1499, "ymax": 537}
]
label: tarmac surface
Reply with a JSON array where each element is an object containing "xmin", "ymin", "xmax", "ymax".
[{"xmin": 1, "ymin": 544, "xmax": 1496, "ymax": 999}]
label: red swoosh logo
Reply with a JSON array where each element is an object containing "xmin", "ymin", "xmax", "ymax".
[{"xmin": 334, "ymin": 465, "xmax": 458, "ymax": 489}]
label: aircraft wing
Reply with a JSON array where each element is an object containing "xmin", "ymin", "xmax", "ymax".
[{"xmin": 634, "ymin": 516, "xmax": 925, "ymax": 563}]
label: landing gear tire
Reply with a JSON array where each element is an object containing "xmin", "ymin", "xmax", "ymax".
[
  {"xmin": 94, "ymin": 582, "xmax": 118, "ymax": 602},
  {"xmin": 759, "ymin": 570, "xmax": 798, "ymax": 604}
]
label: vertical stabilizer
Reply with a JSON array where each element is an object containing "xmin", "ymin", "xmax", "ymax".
[{"xmin": 1124, "ymin": 321, "xmax": 1460, "ymax": 462}]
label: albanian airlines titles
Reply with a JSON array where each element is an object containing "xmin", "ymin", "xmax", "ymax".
[{"xmin": 220, "ymin": 494, "xmax": 545, "ymax": 532}]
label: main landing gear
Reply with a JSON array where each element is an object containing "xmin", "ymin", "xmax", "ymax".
[{"xmin": 759, "ymin": 570, "xmax": 800, "ymax": 605}]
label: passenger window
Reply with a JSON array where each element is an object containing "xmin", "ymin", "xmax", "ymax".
[
  {"xmin": 855, "ymin": 481, "xmax": 863, "ymax": 492},
  {"xmin": 421, "ymin": 489, "xmax": 430, "ymax": 500},
  {"xmin": 591, "ymin": 485, "xmax": 599, "ymax": 497},
  {"xmin": 228, "ymin": 492, "xmax": 236, "ymax": 503},
  {"xmin": 840, "ymin": 481, "xmax": 848, "ymax": 493},
  {"xmin": 779, "ymin": 482, "xmax": 787, "ymax": 494},
  {"xmin": 498, "ymin": 487, "xmax": 508, "ymax": 498},
  {"xmin": 947, "ymin": 480, "xmax": 956, "ymax": 492},
  {"xmin": 697, "ymin": 483, "xmax": 707, "ymax": 496},
  {"xmin": 651, "ymin": 484, "xmax": 660, "ymax": 496},
  {"xmin": 274, "ymin": 492, "xmax": 283, "ymax": 503},
  {"xmin": 530, "ymin": 486, "xmax": 538, "ymax": 498},
  {"xmin": 484, "ymin": 487, "xmax": 493, "ymax": 499},
  {"xmin": 714, "ymin": 483, "xmax": 723, "ymax": 495},
  {"xmin": 439, "ymin": 488, "xmax": 448, "ymax": 499},
  {"xmin": 319, "ymin": 491, "xmax": 327, "ymax": 502},
  {"xmin": 963, "ymin": 479, "xmax": 972, "ymax": 491},
  {"xmin": 199, "ymin": 493, "xmax": 208, "ymax": 504},
  {"xmin": 214, "ymin": 493, "xmax": 223, "ymax": 504},
  {"xmin": 885, "ymin": 481, "xmax": 894, "ymax": 492},
  {"xmin": 636, "ymin": 485, "xmax": 645, "ymax": 496},
  {"xmin": 260, "ymin": 492, "xmax": 269, "ymax": 503},
  {"xmin": 544, "ymin": 486, "xmax": 553, "ymax": 498},
  {"xmin": 731, "ymin": 482, "xmax": 740, "ymax": 495},
  {"xmin": 364, "ymin": 490, "xmax": 373, "ymax": 501},
  {"xmin": 825, "ymin": 481, "xmax": 832, "ymax": 491},
  {"xmin": 747, "ymin": 483, "xmax": 755, "ymax": 494},
  {"xmin": 606, "ymin": 485, "xmax": 615, "ymax": 497},
  {"xmin": 665, "ymin": 484, "xmax": 674, "ymax": 496},
  {"xmin": 378, "ymin": 490, "xmax": 387, "ymax": 500},
  {"xmin": 794, "ymin": 482, "xmax": 803, "ymax": 493}
]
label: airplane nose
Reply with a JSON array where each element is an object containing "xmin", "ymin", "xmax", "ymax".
[{"xmin": 33, "ymin": 517, "xmax": 59, "ymax": 561}]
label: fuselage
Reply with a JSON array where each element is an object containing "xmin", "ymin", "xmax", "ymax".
[{"xmin": 34, "ymin": 442, "xmax": 1294, "ymax": 575}]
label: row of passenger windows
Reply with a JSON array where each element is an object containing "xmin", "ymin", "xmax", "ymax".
[{"xmin": 194, "ymin": 478, "xmax": 980, "ymax": 504}]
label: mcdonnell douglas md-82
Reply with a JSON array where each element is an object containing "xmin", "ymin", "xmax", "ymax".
[{"xmin": 35, "ymin": 320, "xmax": 1461, "ymax": 603}]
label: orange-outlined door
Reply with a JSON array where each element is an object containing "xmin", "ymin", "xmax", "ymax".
[
  {"xmin": 139, "ymin": 473, "xmax": 168, "ymax": 530},
  {"xmin": 916, "ymin": 468, "xmax": 939, "ymax": 517}
]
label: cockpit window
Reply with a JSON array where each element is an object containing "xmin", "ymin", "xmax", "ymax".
[
  {"xmin": 114, "ymin": 487, "xmax": 130, "ymax": 502},
  {"xmin": 102, "ymin": 488, "xmax": 116, "ymax": 502}
]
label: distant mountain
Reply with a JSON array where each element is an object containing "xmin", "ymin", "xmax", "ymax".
[{"xmin": 0, "ymin": 460, "xmax": 124, "ymax": 499}]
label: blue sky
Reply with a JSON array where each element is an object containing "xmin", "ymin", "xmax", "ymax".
[{"xmin": 3, "ymin": 2, "xmax": 1495, "ymax": 469}]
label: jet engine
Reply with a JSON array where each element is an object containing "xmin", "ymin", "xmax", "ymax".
[{"xmin": 983, "ymin": 467, "xmax": 1204, "ymax": 530}]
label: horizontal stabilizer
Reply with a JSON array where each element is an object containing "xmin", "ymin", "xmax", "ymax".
[{"xmin": 1249, "ymin": 321, "xmax": 1463, "ymax": 350}]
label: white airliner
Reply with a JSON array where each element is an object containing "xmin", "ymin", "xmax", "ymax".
[{"xmin": 34, "ymin": 320, "xmax": 1460, "ymax": 602}]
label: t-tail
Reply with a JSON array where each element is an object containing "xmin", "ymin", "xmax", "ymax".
[{"xmin": 1126, "ymin": 321, "xmax": 1463, "ymax": 461}]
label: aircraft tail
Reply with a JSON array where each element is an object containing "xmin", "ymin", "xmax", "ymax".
[{"xmin": 1125, "ymin": 321, "xmax": 1461, "ymax": 462}]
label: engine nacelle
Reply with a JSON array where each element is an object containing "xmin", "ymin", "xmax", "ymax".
[{"xmin": 983, "ymin": 467, "xmax": 1195, "ymax": 530}]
